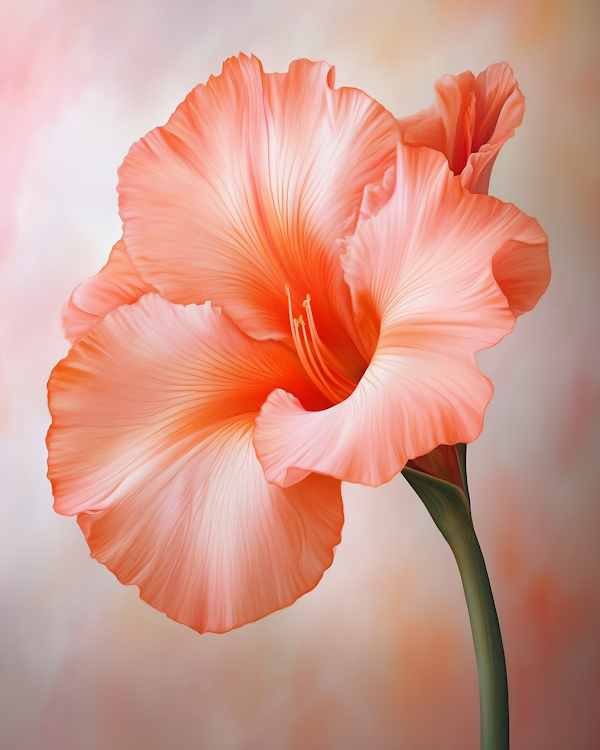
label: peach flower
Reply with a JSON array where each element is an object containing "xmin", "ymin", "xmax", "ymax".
[
  {"xmin": 47, "ymin": 56, "xmax": 549, "ymax": 634},
  {"xmin": 398, "ymin": 62, "xmax": 525, "ymax": 196}
]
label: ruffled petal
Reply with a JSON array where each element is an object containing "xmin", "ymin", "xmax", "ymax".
[
  {"xmin": 491, "ymin": 236, "xmax": 551, "ymax": 317},
  {"xmin": 47, "ymin": 294, "xmax": 340, "ymax": 633},
  {"xmin": 463, "ymin": 63, "xmax": 526, "ymax": 195},
  {"xmin": 398, "ymin": 70, "xmax": 476, "ymax": 176},
  {"xmin": 398, "ymin": 63, "xmax": 525, "ymax": 194},
  {"xmin": 118, "ymin": 54, "xmax": 399, "ymax": 373},
  {"xmin": 62, "ymin": 239, "xmax": 155, "ymax": 344},
  {"xmin": 254, "ymin": 143, "xmax": 549, "ymax": 487}
]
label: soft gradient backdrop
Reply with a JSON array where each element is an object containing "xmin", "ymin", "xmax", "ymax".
[{"xmin": 1, "ymin": 0, "xmax": 599, "ymax": 747}]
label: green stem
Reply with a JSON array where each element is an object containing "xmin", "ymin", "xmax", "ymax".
[
  {"xmin": 402, "ymin": 460, "xmax": 509, "ymax": 749},
  {"xmin": 449, "ymin": 516, "xmax": 509, "ymax": 748}
]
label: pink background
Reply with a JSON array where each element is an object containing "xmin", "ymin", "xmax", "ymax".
[{"xmin": 1, "ymin": 0, "xmax": 599, "ymax": 747}]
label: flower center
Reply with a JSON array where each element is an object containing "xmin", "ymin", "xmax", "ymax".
[{"xmin": 285, "ymin": 285, "xmax": 355, "ymax": 404}]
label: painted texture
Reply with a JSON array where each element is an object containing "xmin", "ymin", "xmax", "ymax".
[{"xmin": 1, "ymin": 0, "xmax": 599, "ymax": 748}]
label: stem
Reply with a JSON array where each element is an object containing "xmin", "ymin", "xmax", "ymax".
[
  {"xmin": 449, "ymin": 518, "xmax": 509, "ymax": 749},
  {"xmin": 402, "ymin": 461, "xmax": 509, "ymax": 749}
]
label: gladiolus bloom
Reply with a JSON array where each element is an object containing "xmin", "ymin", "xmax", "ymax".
[
  {"xmin": 47, "ymin": 55, "xmax": 550, "ymax": 634},
  {"xmin": 398, "ymin": 62, "xmax": 525, "ymax": 196}
]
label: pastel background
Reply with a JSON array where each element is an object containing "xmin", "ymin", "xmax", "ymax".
[{"xmin": 1, "ymin": 0, "xmax": 598, "ymax": 747}]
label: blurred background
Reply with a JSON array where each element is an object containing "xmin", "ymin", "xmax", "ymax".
[{"xmin": 1, "ymin": 0, "xmax": 598, "ymax": 747}]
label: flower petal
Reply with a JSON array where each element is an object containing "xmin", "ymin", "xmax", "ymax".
[
  {"xmin": 117, "ymin": 54, "xmax": 399, "ymax": 368},
  {"xmin": 463, "ymin": 63, "xmax": 526, "ymax": 194},
  {"xmin": 491, "ymin": 236, "xmax": 551, "ymax": 317},
  {"xmin": 399, "ymin": 70, "xmax": 477, "ymax": 175},
  {"xmin": 47, "ymin": 294, "xmax": 340, "ymax": 633},
  {"xmin": 62, "ymin": 239, "xmax": 155, "ymax": 344},
  {"xmin": 398, "ymin": 63, "xmax": 525, "ymax": 194},
  {"xmin": 254, "ymin": 143, "xmax": 549, "ymax": 487}
]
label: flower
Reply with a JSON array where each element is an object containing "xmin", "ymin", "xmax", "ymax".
[
  {"xmin": 398, "ymin": 62, "xmax": 525, "ymax": 196},
  {"xmin": 47, "ymin": 55, "xmax": 549, "ymax": 634}
]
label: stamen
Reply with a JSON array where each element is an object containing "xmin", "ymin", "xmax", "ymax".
[
  {"xmin": 285, "ymin": 286, "xmax": 356, "ymax": 403},
  {"xmin": 285, "ymin": 286, "xmax": 302, "ymax": 352},
  {"xmin": 302, "ymin": 295, "xmax": 355, "ymax": 390},
  {"xmin": 286, "ymin": 286, "xmax": 333, "ymax": 398},
  {"xmin": 298, "ymin": 315, "xmax": 345, "ymax": 403}
]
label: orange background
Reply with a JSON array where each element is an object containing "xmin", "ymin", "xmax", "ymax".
[{"xmin": 1, "ymin": 0, "xmax": 599, "ymax": 747}]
